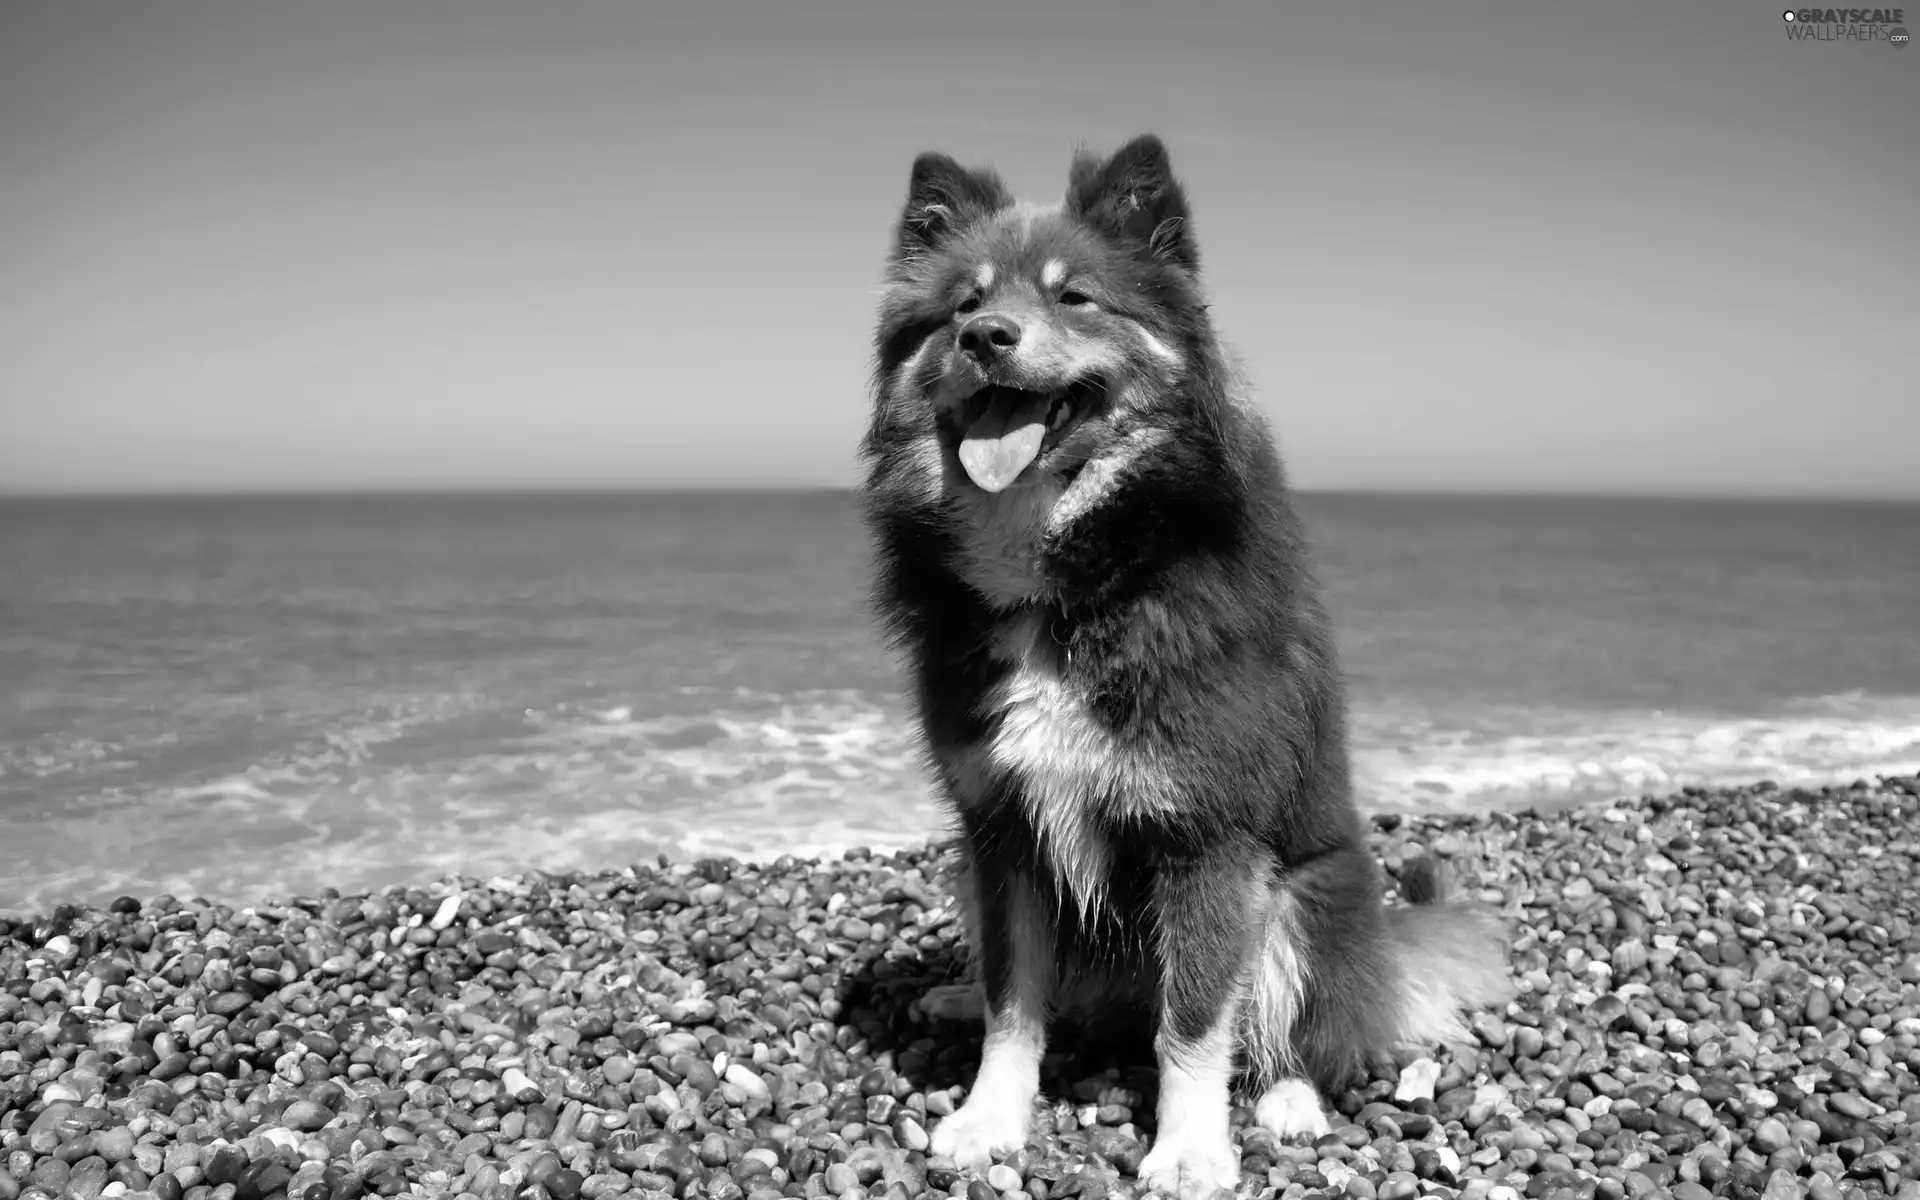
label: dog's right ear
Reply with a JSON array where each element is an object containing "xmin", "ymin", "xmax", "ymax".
[{"xmin": 892, "ymin": 152, "xmax": 1012, "ymax": 264}]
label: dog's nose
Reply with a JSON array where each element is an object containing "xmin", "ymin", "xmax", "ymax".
[{"xmin": 958, "ymin": 314, "xmax": 1022, "ymax": 361}]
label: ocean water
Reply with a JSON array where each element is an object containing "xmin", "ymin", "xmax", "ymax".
[{"xmin": 2, "ymin": 491, "xmax": 1916, "ymax": 911}]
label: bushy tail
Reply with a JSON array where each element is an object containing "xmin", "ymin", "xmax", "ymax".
[{"xmin": 1382, "ymin": 856, "xmax": 1515, "ymax": 1047}]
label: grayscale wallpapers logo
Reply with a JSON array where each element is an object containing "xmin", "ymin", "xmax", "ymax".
[{"xmin": 1783, "ymin": 8, "xmax": 1911, "ymax": 45}]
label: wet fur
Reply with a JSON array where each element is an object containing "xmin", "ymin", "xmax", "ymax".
[{"xmin": 859, "ymin": 136, "xmax": 1511, "ymax": 1185}]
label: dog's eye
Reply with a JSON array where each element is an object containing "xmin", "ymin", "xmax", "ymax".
[
  {"xmin": 1059, "ymin": 290, "xmax": 1092, "ymax": 307},
  {"xmin": 956, "ymin": 295, "xmax": 982, "ymax": 315}
]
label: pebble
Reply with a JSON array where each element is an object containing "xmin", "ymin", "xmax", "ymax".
[
  {"xmin": 1752, "ymin": 1116, "xmax": 1792, "ymax": 1153},
  {"xmin": 498, "ymin": 1066, "xmax": 537, "ymax": 1097},
  {"xmin": 0, "ymin": 776, "xmax": 1914, "ymax": 1200},
  {"xmin": 283, "ymin": 1101, "xmax": 332, "ymax": 1132},
  {"xmin": 824, "ymin": 1162, "xmax": 860, "ymax": 1193},
  {"xmin": 986, "ymin": 1164, "xmax": 1023, "ymax": 1191},
  {"xmin": 1394, "ymin": 1058, "xmax": 1441, "ymax": 1103}
]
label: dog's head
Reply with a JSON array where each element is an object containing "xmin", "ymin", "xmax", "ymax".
[{"xmin": 873, "ymin": 136, "xmax": 1214, "ymax": 496}]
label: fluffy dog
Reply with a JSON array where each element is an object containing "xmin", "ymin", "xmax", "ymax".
[{"xmin": 857, "ymin": 135, "xmax": 1512, "ymax": 1199}]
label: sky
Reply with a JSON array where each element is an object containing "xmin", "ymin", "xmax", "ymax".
[{"xmin": 1, "ymin": 0, "xmax": 1914, "ymax": 498}]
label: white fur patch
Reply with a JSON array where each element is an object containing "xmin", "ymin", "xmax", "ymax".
[
  {"xmin": 1048, "ymin": 426, "xmax": 1172, "ymax": 537},
  {"xmin": 928, "ymin": 884, "xmax": 1050, "ymax": 1170},
  {"xmin": 1395, "ymin": 964, "xmax": 1477, "ymax": 1049},
  {"xmin": 1140, "ymin": 1005, "xmax": 1242, "ymax": 1197},
  {"xmin": 1138, "ymin": 328, "xmax": 1184, "ymax": 368},
  {"xmin": 889, "ymin": 338, "xmax": 934, "ymax": 408},
  {"xmin": 975, "ymin": 262, "xmax": 995, "ymax": 292},
  {"xmin": 1006, "ymin": 200, "xmax": 1060, "ymax": 237},
  {"xmin": 875, "ymin": 343, "xmax": 948, "ymax": 508},
  {"xmin": 1254, "ymin": 1078, "xmax": 1332, "ymax": 1141},
  {"xmin": 928, "ymin": 1030, "xmax": 1040, "ymax": 1168},
  {"xmin": 1385, "ymin": 909, "xmax": 1512, "ymax": 1050},
  {"xmin": 1241, "ymin": 885, "xmax": 1311, "ymax": 1084},
  {"xmin": 1041, "ymin": 259, "xmax": 1067, "ymax": 290},
  {"xmin": 948, "ymin": 611, "xmax": 1182, "ymax": 923},
  {"xmin": 875, "ymin": 430, "xmax": 942, "ymax": 508},
  {"xmin": 905, "ymin": 433, "xmax": 944, "ymax": 497}
]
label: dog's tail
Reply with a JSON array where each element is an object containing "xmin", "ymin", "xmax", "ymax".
[
  {"xmin": 1380, "ymin": 855, "xmax": 1514, "ymax": 1048},
  {"xmin": 1239, "ymin": 852, "xmax": 1513, "ymax": 1094}
]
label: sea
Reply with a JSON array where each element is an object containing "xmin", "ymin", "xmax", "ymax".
[{"xmin": 2, "ymin": 491, "xmax": 1916, "ymax": 912}]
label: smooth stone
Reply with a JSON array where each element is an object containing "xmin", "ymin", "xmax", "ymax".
[
  {"xmin": 986, "ymin": 1165, "xmax": 1022, "ymax": 1191},
  {"xmin": 1395, "ymin": 1059, "xmax": 1442, "ymax": 1104},
  {"xmin": 283, "ymin": 1103, "xmax": 332, "ymax": 1133}
]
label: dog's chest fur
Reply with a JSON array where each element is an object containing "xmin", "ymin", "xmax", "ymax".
[
  {"xmin": 934, "ymin": 453, "xmax": 1181, "ymax": 919},
  {"xmin": 945, "ymin": 609, "xmax": 1181, "ymax": 922}
]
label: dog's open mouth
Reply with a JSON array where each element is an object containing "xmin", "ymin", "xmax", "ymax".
[{"xmin": 954, "ymin": 378, "xmax": 1105, "ymax": 493}]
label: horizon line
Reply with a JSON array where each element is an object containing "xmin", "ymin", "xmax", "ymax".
[{"xmin": 2, "ymin": 484, "xmax": 1917, "ymax": 505}]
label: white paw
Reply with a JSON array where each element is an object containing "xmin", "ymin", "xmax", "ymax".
[
  {"xmin": 1254, "ymin": 1078, "xmax": 1331, "ymax": 1141},
  {"xmin": 929, "ymin": 1096, "xmax": 1030, "ymax": 1171},
  {"xmin": 919, "ymin": 981, "xmax": 986, "ymax": 1022},
  {"xmin": 1138, "ymin": 1122, "xmax": 1240, "ymax": 1200}
]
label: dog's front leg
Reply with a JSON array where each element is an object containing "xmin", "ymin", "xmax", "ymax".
[
  {"xmin": 1138, "ymin": 854, "xmax": 1261, "ymax": 1200},
  {"xmin": 930, "ymin": 863, "xmax": 1052, "ymax": 1171}
]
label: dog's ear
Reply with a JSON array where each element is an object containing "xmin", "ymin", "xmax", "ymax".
[
  {"xmin": 892, "ymin": 152, "xmax": 1012, "ymax": 264},
  {"xmin": 1066, "ymin": 135, "xmax": 1197, "ymax": 273}
]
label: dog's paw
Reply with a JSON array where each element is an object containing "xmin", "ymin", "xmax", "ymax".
[
  {"xmin": 1254, "ymin": 1078, "xmax": 1332, "ymax": 1141},
  {"xmin": 929, "ymin": 1097, "xmax": 1029, "ymax": 1172},
  {"xmin": 1137, "ymin": 1123, "xmax": 1240, "ymax": 1200},
  {"xmin": 918, "ymin": 981, "xmax": 986, "ymax": 1022}
]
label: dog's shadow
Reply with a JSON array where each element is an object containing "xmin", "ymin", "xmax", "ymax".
[
  {"xmin": 826, "ymin": 941, "xmax": 1419, "ymax": 1156},
  {"xmin": 820, "ymin": 857, "xmax": 1472, "ymax": 1146},
  {"xmin": 835, "ymin": 941, "xmax": 1165, "ymax": 1100}
]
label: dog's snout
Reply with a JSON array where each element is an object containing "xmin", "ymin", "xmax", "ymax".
[{"xmin": 958, "ymin": 314, "xmax": 1022, "ymax": 361}]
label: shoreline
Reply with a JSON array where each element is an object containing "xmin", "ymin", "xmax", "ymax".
[
  {"xmin": 3, "ymin": 777, "xmax": 1917, "ymax": 1200},
  {"xmin": 14, "ymin": 758, "xmax": 1920, "ymax": 919}
]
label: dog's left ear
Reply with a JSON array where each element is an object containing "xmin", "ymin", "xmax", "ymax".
[{"xmin": 1066, "ymin": 134, "xmax": 1197, "ymax": 273}]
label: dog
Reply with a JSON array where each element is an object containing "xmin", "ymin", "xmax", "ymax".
[{"xmin": 857, "ymin": 135, "xmax": 1513, "ymax": 1199}]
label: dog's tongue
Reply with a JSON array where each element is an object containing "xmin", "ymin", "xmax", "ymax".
[{"xmin": 957, "ymin": 390, "xmax": 1051, "ymax": 493}]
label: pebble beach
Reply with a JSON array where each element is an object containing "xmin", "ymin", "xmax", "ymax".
[{"xmin": 3, "ymin": 778, "xmax": 1917, "ymax": 1200}]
